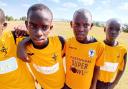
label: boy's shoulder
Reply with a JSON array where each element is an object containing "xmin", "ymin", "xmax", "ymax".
[
  {"xmin": 118, "ymin": 43, "xmax": 127, "ymax": 53},
  {"xmin": 1, "ymin": 30, "xmax": 13, "ymax": 41},
  {"xmin": 48, "ymin": 36, "xmax": 65, "ymax": 49},
  {"xmin": 66, "ymin": 37, "xmax": 105, "ymax": 45}
]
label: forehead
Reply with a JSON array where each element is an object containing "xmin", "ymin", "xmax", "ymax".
[
  {"xmin": 73, "ymin": 12, "xmax": 92, "ymax": 23},
  {"xmin": 107, "ymin": 21, "xmax": 121, "ymax": 28},
  {"xmin": 28, "ymin": 10, "xmax": 52, "ymax": 24}
]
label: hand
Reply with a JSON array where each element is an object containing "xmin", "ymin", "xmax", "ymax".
[
  {"xmin": 17, "ymin": 37, "xmax": 30, "ymax": 62},
  {"xmin": 90, "ymin": 85, "xmax": 96, "ymax": 89},
  {"xmin": 14, "ymin": 25, "xmax": 28, "ymax": 37}
]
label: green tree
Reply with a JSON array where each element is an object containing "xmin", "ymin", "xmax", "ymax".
[
  {"xmin": 20, "ymin": 16, "xmax": 27, "ymax": 21},
  {"xmin": 6, "ymin": 15, "xmax": 14, "ymax": 21}
]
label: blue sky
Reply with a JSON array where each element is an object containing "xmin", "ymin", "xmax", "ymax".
[{"xmin": 0, "ymin": 0, "xmax": 128, "ymax": 23}]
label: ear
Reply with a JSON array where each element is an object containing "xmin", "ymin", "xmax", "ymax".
[
  {"xmin": 91, "ymin": 23, "xmax": 93, "ymax": 27},
  {"xmin": 3, "ymin": 22, "xmax": 7, "ymax": 29},
  {"xmin": 25, "ymin": 20, "xmax": 28, "ymax": 27},
  {"xmin": 3, "ymin": 22, "xmax": 7, "ymax": 27},
  {"xmin": 25, "ymin": 20, "xmax": 29, "ymax": 29},
  {"xmin": 50, "ymin": 25, "xmax": 53, "ymax": 30},
  {"xmin": 104, "ymin": 27, "xmax": 106, "ymax": 32},
  {"xmin": 70, "ymin": 21, "xmax": 73, "ymax": 28},
  {"xmin": 89, "ymin": 23, "xmax": 93, "ymax": 31}
]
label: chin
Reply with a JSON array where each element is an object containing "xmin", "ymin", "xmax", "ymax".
[
  {"xmin": 33, "ymin": 40, "xmax": 45, "ymax": 46},
  {"xmin": 76, "ymin": 38, "xmax": 84, "ymax": 42}
]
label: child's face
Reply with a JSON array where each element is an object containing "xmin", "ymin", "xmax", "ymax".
[
  {"xmin": 26, "ymin": 10, "xmax": 53, "ymax": 47},
  {"xmin": 105, "ymin": 21, "xmax": 121, "ymax": 41},
  {"xmin": 71, "ymin": 13, "xmax": 92, "ymax": 42}
]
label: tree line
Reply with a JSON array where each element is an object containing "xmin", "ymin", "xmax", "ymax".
[{"xmin": 5, "ymin": 16, "xmax": 128, "ymax": 33}]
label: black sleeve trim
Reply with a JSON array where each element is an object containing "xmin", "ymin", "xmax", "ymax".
[
  {"xmin": 58, "ymin": 36, "xmax": 65, "ymax": 50},
  {"xmin": 11, "ymin": 31, "xmax": 16, "ymax": 43},
  {"xmin": 124, "ymin": 53, "xmax": 127, "ymax": 60}
]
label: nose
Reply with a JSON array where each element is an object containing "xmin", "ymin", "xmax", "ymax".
[
  {"xmin": 78, "ymin": 26, "xmax": 85, "ymax": 31},
  {"xmin": 111, "ymin": 30, "xmax": 117, "ymax": 34},
  {"xmin": 35, "ymin": 28, "xmax": 44, "ymax": 37}
]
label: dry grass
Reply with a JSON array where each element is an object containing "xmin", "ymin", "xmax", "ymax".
[{"xmin": 6, "ymin": 21, "xmax": 128, "ymax": 89}]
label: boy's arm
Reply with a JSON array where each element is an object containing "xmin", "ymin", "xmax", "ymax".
[
  {"xmin": 90, "ymin": 66, "xmax": 100, "ymax": 89},
  {"xmin": 110, "ymin": 53, "xmax": 127, "ymax": 89},
  {"xmin": 13, "ymin": 25, "xmax": 28, "ymax": 37},
  {"xmin": 90, "ymin": 42, "xmax": 105, "ymax": 89},
  {"xmin": 17, "ymin": 37, "xmax": 31, "ymax": 62}
]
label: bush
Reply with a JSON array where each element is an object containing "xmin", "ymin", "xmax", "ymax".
[{"xmin": 122, "ymin": 24, "xmax": 128, "ymax": 33}]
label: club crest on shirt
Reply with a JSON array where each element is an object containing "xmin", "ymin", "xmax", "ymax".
[
  {"xmin": 0, "ymin": 46, "xmax": 8, "ymax": 56},
  {"xmin": 88, "ymin": 49, "xmax": 95, "ymax": 57},
  {"xmin": 27, "ymin": 52, "xmax": 34, "ymax": 56},
  {"xmin": 52, "ymin": 53, "xmax": 57, "ymax": 61}
]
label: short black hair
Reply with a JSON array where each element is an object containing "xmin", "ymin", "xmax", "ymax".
[
  {"xmin": 73, "ymin": 8, "xmax": 92, "ymax": 22},
  {"xmin": 0, "ymin": 8, "xmax": 5, "ymax": 23},
  {"xmin": 27, "ymin": 3, "xmax": 53, "ymax": 19}
]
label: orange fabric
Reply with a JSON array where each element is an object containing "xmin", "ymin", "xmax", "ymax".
[
  {"xmin": 65, "ymin": 37, "xmax": 105, "ymax": 89},
  {"xmin": 98, "ymin": 43, "xmax": 127, "ymax": 82},
  {"xmin": 26, "ymin": 36, "xmax": 65, "ymax": 89},
  {"xmin": 0, "ymin": 31, "xmax": 35, "ymax": 89}
]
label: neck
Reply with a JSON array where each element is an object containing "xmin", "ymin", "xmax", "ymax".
[
  {"xmin": 78, "ymin": 36, "xmax": 96, "ymax": 44},
  {"xmin": 104, "ymin": 39, "xmax": 118, "ymax": 46},
  {"xmin": 31, "ymin": 39, "xmax": 49, "ymax": 49}
]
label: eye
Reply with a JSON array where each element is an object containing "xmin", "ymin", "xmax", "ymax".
[
  {"xmin": 74, "ymin": 23, "xmax": 80, "ymax": 27},
  {"xmin": 83, "ymin": 23, "xmax": 90, "ymax": 28},
  {"xmin": 109, "ymin": 27, "xmax": 113, "ymax": 30},
  {"xmin": 41, "ymin": 25, "xmax": 49, "ymax": 31},
  {"xmin": 116, "ymin": 28, "xmax": 120, "ymax": 32},
  {"xmin": 29, "ymin": 22, "xmax": 37, "ymax": 28}
]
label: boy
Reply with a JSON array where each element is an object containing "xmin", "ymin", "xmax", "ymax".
[
  {"xmin": 0, "ymin": 8, "xmax": 35, "ymax": 89},
  {"xmin": 63, "ymin": 9, "xmax": 105, "ymax": 89},
  {"xmin": 17, "ymin": 3, "xmax": 65, "ymax": 89},
  {"xmin": 96, "ymin": 19, "xmax": 127, "ymax": 89}
]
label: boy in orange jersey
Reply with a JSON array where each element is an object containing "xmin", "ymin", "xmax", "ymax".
[
  {"xmin": 0, "ymin": 8, "xmax": 36, "ymax": 89},
  {"xmin": 63, "ymin": 9, "xmax": 105, "ymax": 89},
  {"xmin": 96, "ymin": 19, "xmax": 127, "ymax": 89},
  {"xmin": 17, "ymin": 3, "xmax": 65, "ymax": 89}
]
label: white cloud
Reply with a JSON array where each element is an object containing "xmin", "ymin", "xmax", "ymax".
[
  {"xmin": 37, "ymin": 0, "xmax": 42, "ymax": 2},
  {"xmin": 51, "ymin": 0, "xmax": 60, "ymax": 3},
  {"xmin": 119, "ymin": 2, "xmax": 128, "ymax": 11},
  {"xmin": 22, "ymin": 4, "xmax": 31, "ymax": 8},
  {"xmin": 36, "ymin": 0, "xmax": 44, "ymax": 2},
  {"xmin": 101, "ymin": 0, "xmax": 112, "ymax": 4},
  {"xmin": 0, "ymin": 1, "xmax": 7, "ymax": 6},
  {"xmin": 62, "ymin": 2, "xmax": 78, "ymax": 8},
  {"xmin": 93, "ymin": 9, "xmax": 118, "ymax": 22},
  {"xmin": 78, "ymin": 0, "xmax": 95, "ymax": 6}
]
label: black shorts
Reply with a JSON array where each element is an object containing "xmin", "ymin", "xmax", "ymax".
[
  {"xmin": 40, "ymin": 84, "xmax": 70, "ymax": 89},
  {"xmin": 96, "ymin": 80, "xmax": 113, "ymax": 89},
  {"xmin": 62, "ymin": 84, "xmax": 71, "ymax": 89}
]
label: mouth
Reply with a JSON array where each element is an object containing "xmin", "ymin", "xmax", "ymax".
[
  {"xmin": 110, "ymin": 34, "xmax": 117, "ymax": 38},
  {"xmin": 33, "ymin": 38, "xmax": 46, "ymax": 44}
]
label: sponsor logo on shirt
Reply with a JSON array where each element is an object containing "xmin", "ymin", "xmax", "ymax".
[
  {"xmin": 100, "ymin": 62, "xmax": 119, "ymax": 72},
  {"xmin": 0, "ymin": 57, "xmax": 18, "ymax": 74},
  {"xmin": 33, "ymin": 62, "xmax": 59, "ymax": 74},
  {"xmin": 69, "ymin": 46, "xmax": 77, "ymax": 50},
  {"xmin": 70, "ymin": 56, "xmax": 91, "ymax": 75}
]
